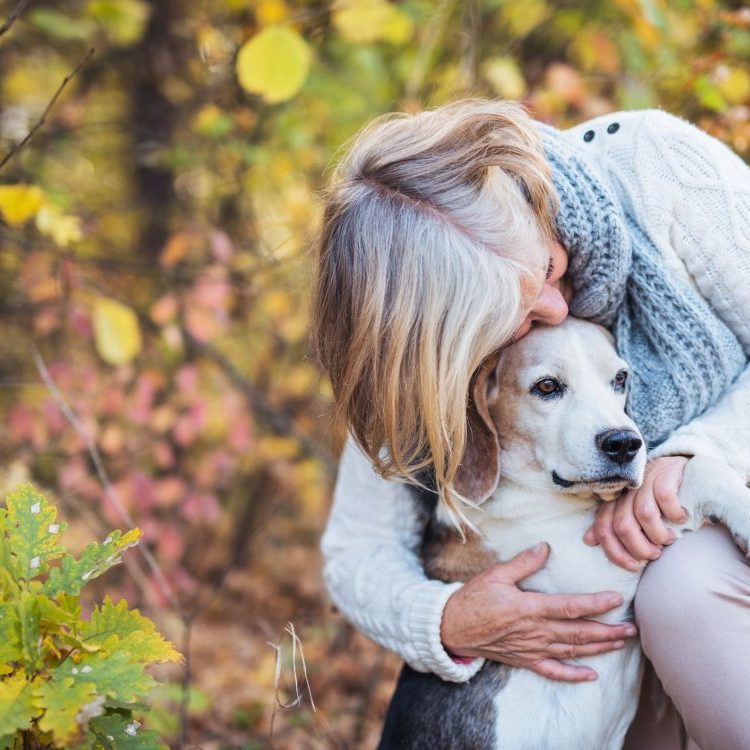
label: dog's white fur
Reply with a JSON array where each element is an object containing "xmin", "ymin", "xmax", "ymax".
[{"xmin": 445, "ymin": 318, "xmax": 750, "ymax": 749}]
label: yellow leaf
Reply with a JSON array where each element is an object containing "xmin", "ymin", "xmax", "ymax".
[
  {"xmin": 92, "ymin": 297, "xmax": 142, "ymax": 366},
  {"xmin": 236, "ymin": 26, "xmax": 312, "ymax": 104},
  {"xmin": 496, "ymin": 0, "xmax": 550, "ymax": 38},
  {"xmin": 254, "ymin": 0, "xmax": 289, "ymax": 26},
  {"xmin": 35, "ymin": 204, "xmax": 83, "ymax": 247},
  {"xmin": 86, "ymin": 0, "xmax": 151, "ymax": 46},
  {"xmin": 333, "ymin": 0, "xmax": 414, "ymax": 44},
  {"xmin": 482, "ymin": 57, "xmax": 526, "ymax": 99},
  {"xmin": 715, "ymin": 65, "xmax": 750, "ymax": 105},
  {"xmin": 0, "ymin": 185, "xmax": 44, "ymax": 226}
]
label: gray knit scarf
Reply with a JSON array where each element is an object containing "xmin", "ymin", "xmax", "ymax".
[{"xmin": 537, "ymin": 123, "xmax": 747, "ymax": 448}]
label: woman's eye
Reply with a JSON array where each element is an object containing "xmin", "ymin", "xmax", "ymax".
[
  {"xmin": 613, "ymin": 370, "xmax": 628, "ymax": 391},
  {"xmin": 531, "ymin": 377, "xmax": 563, "ymax": 397}
]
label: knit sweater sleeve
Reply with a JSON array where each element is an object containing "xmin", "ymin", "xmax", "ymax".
[
  {"xmin": 320, "ymin": 438, "xmax": 484, "ymax": 682},
  {"xmin": 607, "ymin": 109, "xmax": 750, "ymax": 479}
]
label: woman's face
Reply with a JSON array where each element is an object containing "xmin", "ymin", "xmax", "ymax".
[{"xmin": 514, "ymin": 240, "xmax": 571, "ymax": 340}]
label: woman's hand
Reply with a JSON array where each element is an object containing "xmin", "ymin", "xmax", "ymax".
[
  {"xmin": 583, "ymin": 456, "xmax": 690, "ymax": 571},
  {"xmin": 440, "ymin": 543, "xmax": 637, "ymax": 682}
]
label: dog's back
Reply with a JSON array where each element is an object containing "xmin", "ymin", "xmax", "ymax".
[{"xmin": 379, "ymin": 662, "xmax": 509, "ymax": 750}]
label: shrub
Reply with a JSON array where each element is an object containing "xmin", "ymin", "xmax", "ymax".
[{"xmin": 0, "ymin": 483, "xmax": 182, "ymax": 749}]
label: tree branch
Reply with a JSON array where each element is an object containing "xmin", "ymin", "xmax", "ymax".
[
  {"xmin": 0, "ymin": 47, "xmax": 94, "ymax": 172},
  {"xmin": 0, "ymin": 0, "xmax": 29, "ymax": 38},
  {"xmin": 29, "ymin": 341, "xmax": 183, "ymax": 615}
]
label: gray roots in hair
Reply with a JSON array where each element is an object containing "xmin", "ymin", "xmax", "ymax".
[{"xmin": 312, "ymin": 98, "xmax": 559, "ymax": 525}]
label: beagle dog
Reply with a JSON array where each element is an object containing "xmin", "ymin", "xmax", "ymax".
[{"xmin": 379, "ymin": 317, "xmax": 750, "ymax": 750}]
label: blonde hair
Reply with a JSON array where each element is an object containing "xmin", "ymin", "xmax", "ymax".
[{"xmin": 312, "ymin": 99, "xmax": 558, "ymax": 523}]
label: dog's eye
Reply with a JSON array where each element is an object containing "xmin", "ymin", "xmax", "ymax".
[
  {"xmin": 613, "ymin": 370, "xmax": 628, "ymax": 392},
  {"xmin": 531, "ymin": 377, "xmax": 563, "ymax": 398}
]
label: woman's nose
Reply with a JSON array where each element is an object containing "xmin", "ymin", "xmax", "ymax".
[{"xmin": 526, "ymin": 284, "xmax": 569, "ymax": 327}]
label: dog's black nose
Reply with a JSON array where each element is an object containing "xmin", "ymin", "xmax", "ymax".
[{"xmin": 596, "ymin": 429, "xmax": 643, "ymax": 464}]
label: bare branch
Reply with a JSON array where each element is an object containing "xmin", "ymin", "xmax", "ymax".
[
  {"xmin": 0, "ymin": 48, "xmax": 94, "ymax": 172},
  {"xmin": 29, "ymin": 341, "xmax": 183, "ymax": 615},
  {"xmin": 0, "ymin": 0, "xmax": 29, "ymax": 39}
]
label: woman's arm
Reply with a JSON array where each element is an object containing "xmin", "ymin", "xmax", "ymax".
[
  {"xmin": 323, "ymin": 438, "xmax": 638, "ymax": 682},
  {"xmin": 580, "ymin": 109, "xmax": 750, "ymax": 563},
  {"xmin": 321, "ymin": 438, "xmax": 481, "ymax": 683}
]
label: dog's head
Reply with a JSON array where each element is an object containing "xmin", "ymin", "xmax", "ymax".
[{"xmin": 455, "ymin": 317, "xmax": 646, "ymax": 503}]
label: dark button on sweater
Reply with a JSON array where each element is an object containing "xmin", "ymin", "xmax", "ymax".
[{"xmin": 583, "ymin": 129, "xmax": 595, "ymax": 142}]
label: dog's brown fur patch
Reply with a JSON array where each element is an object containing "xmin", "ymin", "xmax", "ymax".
[{"xmin": 421, "ymin": 520, "xmax": 498, "ymax": 583}]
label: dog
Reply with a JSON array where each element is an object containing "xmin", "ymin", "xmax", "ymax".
[{"xmin": 379, "ymin": 317, "xmax": 750, "ymax": 750}]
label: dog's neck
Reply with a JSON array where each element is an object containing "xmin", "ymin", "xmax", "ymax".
[{"xmin": 479, "ymin": 474, "xmax": 600, "ymax": 523}]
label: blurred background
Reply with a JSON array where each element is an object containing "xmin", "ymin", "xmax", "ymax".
[{"xmin": 0, "ymin": 0, "xmax": 748, "ymax": 747}]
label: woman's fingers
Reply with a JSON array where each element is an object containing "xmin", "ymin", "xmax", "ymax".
[
  {"xmin": 531, "ymin": 658, "xmax": 597, "ymax": 682},
  {"xmin": 547, "ymin": 618, "xmax": 637, "ymax": 644},
  {"xmin": 650, "ymin": 460, "xmax": 689, "ymax": 524},
  {"xmin": 613, "ymin": 491, "xmax": 663, "ymax": 560},
  {"xmin": 633, "ymin": 485, "xmax": 675, "ymax": 546},
  {"xmin": 526, "ymin": 589, "xmax": 623, "ymax": 620},
  {"xmin": 546, "ymin": 639, "xmax": 626, "ymax": 660},
  {"xmin": 589, "ymin": 494, "xmax": 652, "ymax": 570}
]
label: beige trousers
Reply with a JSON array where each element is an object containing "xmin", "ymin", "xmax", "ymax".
[{"xmin": 623, "ymin": 524, "xmax": 750, "ymax": 750}]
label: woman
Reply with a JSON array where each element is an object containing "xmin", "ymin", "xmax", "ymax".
[{"xmin": 312, "ymin": 100, "xmax": 750, "ymax": 748}]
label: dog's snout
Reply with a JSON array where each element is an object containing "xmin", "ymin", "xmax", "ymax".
[{"xmin": 595, "ymin": 429, "xmax": 643, "ymax": 465}]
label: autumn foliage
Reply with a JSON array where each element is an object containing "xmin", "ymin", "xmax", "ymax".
[
  {"xmin": 0, "ymin": 484, "xmax": 181, "ymax": 748},
  {"xmin": 1, "ymin": 0, "xmax": 749, "ymax": 747}
]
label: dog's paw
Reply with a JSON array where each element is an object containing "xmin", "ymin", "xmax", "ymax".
[{"xmin": 680, "ymin": 456, "xmax": 750, "ymax": 556}]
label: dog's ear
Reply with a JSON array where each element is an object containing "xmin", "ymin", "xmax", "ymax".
[{"xmin": 454, "ymin": 351, "xmax": 502, "ymax": 505}]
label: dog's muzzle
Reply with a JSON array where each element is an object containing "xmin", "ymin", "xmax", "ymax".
[{"xmin": 595, "ymin": 429, "xmax": 643, "ymax": 465}]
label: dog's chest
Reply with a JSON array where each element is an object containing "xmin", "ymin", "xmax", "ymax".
[{"xmin": 478, "ymin": 489, "xmax": 641, "ymax": 622}]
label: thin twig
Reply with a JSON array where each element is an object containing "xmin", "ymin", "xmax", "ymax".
[
  {"xmin": 267, "ymin": 622, "xmax": 316, "ymax": 746},
  {"xmin": 29, "ymin": 341, "xmax": 183, "ymax": 614},
  {"xmin": 0, "ymin": 0, "xmax": 29, "ymax": 38},
  {"xmin": 0, "ymin": 47, "xmax": 94, "ymax": 171}
]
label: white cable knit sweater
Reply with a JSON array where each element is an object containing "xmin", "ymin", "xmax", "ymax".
[{"xmin": 320, "ymin": 109, "xmax": 750, "ymax": 683}]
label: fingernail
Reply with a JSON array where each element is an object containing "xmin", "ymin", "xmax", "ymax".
[
  {"xmin": 613, "ymin": 640, "xmax": 625, "ymax": 649},
  {"xmin": 586, "ymin": 672, "xmax": 597, "ymax": 681},
  {"xmin": 533, "ymin": 542, "xmax": 548, "ymax": 553},
  {"xmin": 624, "ymin": 625, "xmax": 637, "ymax": 636},
  {"xmin": 627, "ymin": 562, "xmax": 641, "ymax": 572},
  {"xmin": 607, "ymin": 594, "xmax": 623, "ymax": 606}
]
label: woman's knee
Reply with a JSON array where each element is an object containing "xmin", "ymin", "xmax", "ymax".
[{"xmin": 634, "ymin": 525, "xmax": 747, "ymax": 639}]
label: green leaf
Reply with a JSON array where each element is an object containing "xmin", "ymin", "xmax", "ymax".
[
  {"xmin": 82, "ymin": 711, "xmax": 167, "ymax": 750},
  {"xmin": 34, "ymin": 676, "xmax": 98, "ymax": 746},
  {"xmin": 30, "ymin": 9, "xmax": 97, "ymax": 40},
  {"xmin": 3, "ymin": 484, "xmax": 67, "ymax": 581},
  {"xmin": 0, "ymin": 601, "xmax": 22, "ymax": 667},
  {"xmin": 16, "ymin": 592, "xmax": 42, "ymax": 670},
  {"xmin": 44, "ymin": 528, "xmax": 141, "ymax": 598},
  {"xmin": 0, "ymin": 672, "xmax": 42, "ymax": 735},
  {"xmin": 53, "ymin": 651, "xmax": 157, "ymax": 703},
  {"xmin": 81, "ymin": 596, "xmax": 182, "ymax": 665},
  {"xmin": 86, "ymin": 0, "xmax": 151, "ymax": 46}
]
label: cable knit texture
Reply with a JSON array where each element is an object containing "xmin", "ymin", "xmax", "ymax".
[
  {"xmin": 538, "ymin": 122, "xmax": 746, "ymax": 448},
  {"xmin": 321, "ymin": 109, "xmax": 750, "ymax": 683}
]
